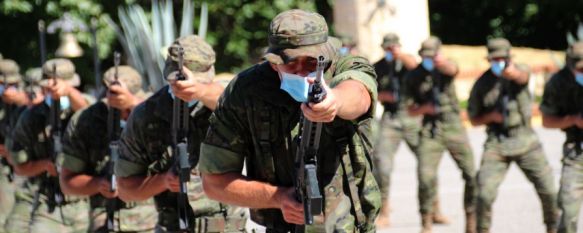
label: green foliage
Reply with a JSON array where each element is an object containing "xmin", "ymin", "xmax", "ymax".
[{"xmin": 429, "ymin": 0, "xmax": 583, "ymax": 50}]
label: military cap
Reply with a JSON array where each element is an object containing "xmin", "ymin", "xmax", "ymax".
[
  {"xmin": 487, "ymin": 38, "xmax": 512, "ymax": 59},
  {"xmin": 165, "ymin": 35, "xmax": 215, "ymax": 79},
  {"xmin": 338, "ymin": 35, "xmax": 356, "ymax": 47},
  {"xmin": 264, "ymin": 9, "xmax": 337, "ymax": 65},
  {"xmin": 381, "ymin": 33, "xmax": 401, "ymax": 49},
  {"xmin": 103, "ymin": 65, "xmax": 145, "ymax": 96},
  {"xmin": 419, "ymin": 36, "xmax": 442, "ymax": 57},
  {"xmin": 567, "ymin": 42, "xmax": 583, "ymax": 69},
  {"xmin": 41, "ymin": 58, "xmax": 80, "ymax": 87},
  {"xmin": 24, "ymin": 68, "xmax": 43, "ymax": 93},
  {"xmin": 0, "ymin": 59, "xmax": 22, "ymax": 84}
]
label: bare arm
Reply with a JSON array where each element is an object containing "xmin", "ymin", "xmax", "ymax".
[
  {"xmin": 408, "ymin": 104, "xmax": 434, "ymax": 117},
  {"xmin": 12, "ymin": 159, "xmax": 54, "ymax": 177},
  {"xmin": 202, "ymin": 172, "xmax": 283, "ymax": 209},
  {"xmin": 67, "ymin": 87, "xmax": 89, "ymax": 111},
  {"xmin": 333, "ymin": 80, "xmax": 372, "ymax": 120},
  {"xmin": 399, "ymin": 54, "xmax": 419, "ymax": 70},
  {"xmin": 59, "ymin": 168, "xmax": 100, "ymax": 196},
  {"xmin": 198, "ymin": 82, "xmax": 225, "ymax": 111},
  {"xmin": 470, "ymin": 111, "xmax": 503, "ymax": 126},
  {"xmin": 117, "ymin": 174, "xmax": 167, "ymax": 202},
  {"xmin": 542, "ymin": 114, "xmax": 578, "ymax": 129}
]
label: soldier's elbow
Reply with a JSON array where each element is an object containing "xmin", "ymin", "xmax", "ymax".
[{"xmin": 201, "ymin": 174, "xmax": 219, "ymax": 200}]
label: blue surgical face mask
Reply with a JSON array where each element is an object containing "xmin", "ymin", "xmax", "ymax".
[
  {"xmin": 0, "ymin": 86, "xmax": 5, "ymax": 96},
  {"xmin": 385, "ymin": 52, "xmax": 394, "ymax": 62},
  {"xmin": 422, "ymin": 58, "xmax": 434, "ymax": 71},
  {"xmin": 490, "ymin": 60, "xmax": 506, "ymax": 77},
  {"xmin": 44, "ymin": 96, "xmax": 71, "ymax": 110},
  {"xmin": 575, "ymin": 72, "xmax": 583, "ymax": 86},
  {"xmin": 120, "ymin": 120, "xmax": 127, "ymax": 129},
  {"xmin": 280, "ymin": 71, "xmax": 317, "ymax": 103},
  {"xmin": 339, "ymin": 47, "xmax": 350, "ymax": 56},
  {"xmin": 168, "ymin": 87, "xmax": 198, "ymax": 108}
]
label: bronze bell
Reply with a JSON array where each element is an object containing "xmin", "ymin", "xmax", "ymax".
[{"xmin": 56, "ymin": 32, "xmax": 83, "ymax": 58}]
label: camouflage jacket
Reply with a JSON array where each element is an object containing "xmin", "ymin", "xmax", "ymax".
[
  {"xmin": 540, "ymin": 67, "xmax": 583, "ymax": 143},
  {"xmin": 199, "ymin": 55, "xmax": 381, "ymax": 232},
  {"xmin": 468, "ymin": 68, "xmax": 541, "ymax": 155},
  {"xmin": 373, "ymin": 58, "xmax": 411, "ymax": 114},
  {"xmin": 404, "ymin": 64, "xmax": 461, "ymax": 123},
  {"xmin": 116, "ymin": 86, "xmax": 245, "ymax": 231}
]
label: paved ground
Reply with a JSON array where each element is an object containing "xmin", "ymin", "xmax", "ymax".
[
  {"xmin": 247, "ymin": 127, "xmax": 579, "ymax": 233},
  {"xmin": 379, "ymin": 127, "xmax": 572, "ymax": 233}
]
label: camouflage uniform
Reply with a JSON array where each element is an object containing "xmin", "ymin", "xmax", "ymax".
[
  {"xmin": 61, "ymin": 65, "xmax": 157, "ymax": 233},
  {"xmin": 404, "ymin": 37, "xmax": 476, "ymax": 231},
  {"xmin": 5, "ymin": 59, "xmax": 90, "ymax": 233},
  {"xmin": 199, "ymin": 10, "xmax": 381, "ymax": 233},
  {"xmin": 0, "ymin": 59, "xmax": 24, "ymax": 232},
  {"xmin": 540, "ymin": 42, "xmax": 583, "ymax": 233},
  {"xmin": 372, "ymin": 33, "xmax": 421, "ymax": 206},
  {"xmin": 115, "ymin": 35, "xmax": 247, "ymax": 233},
  {"xmin": 469, "ymin": 39, "xmax": 558, "ymax": 233}
]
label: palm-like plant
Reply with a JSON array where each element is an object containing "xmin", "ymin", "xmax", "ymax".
[
  {"xmin": 566, "ymin": 23, "xmax": 583, "ymax": 45},
  {"xmin": 106, "ymin": 0, "xmax": 208, "ymax": 92}
]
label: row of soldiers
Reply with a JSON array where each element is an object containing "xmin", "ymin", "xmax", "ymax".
[
  {"xmin": 367, "ymin": 32, "xmax": 583, "ymax": 233},
  {"xmin": 0, "ymin": 8, "xmax": 582, "ymax": 233}
]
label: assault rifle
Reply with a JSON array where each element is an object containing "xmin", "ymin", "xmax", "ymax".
[
  {"xmin": 105, "ymin": 51, "xmax": 122, "ymax": 232},
  {"xmin": 294, "ymin": 56, "xmax": 326, "ymax": 232},
  {"xmin": 170, "ymin": 45, "xmax": 191, "ymax": 232},
  {"xmin": 429, "ymin": 70, "xmax": 441, "ymax": 137}
]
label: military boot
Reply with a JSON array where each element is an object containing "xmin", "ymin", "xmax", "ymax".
[
  {"xmin": 420, "ymin": 214, "xmax": 433, "ymax": 233},
  {"xmin": 432, "ymin": 199, "xmax": 450, "ymax": 224},
  {"xmin": 465, "ymin": 211, "xmax": 477, "ymax": 233},
  {"xmin": 375, "ymin": 202, "xmax": 391, "ymax": 228}
]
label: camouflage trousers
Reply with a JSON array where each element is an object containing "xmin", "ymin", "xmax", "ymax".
[
  {"xmin": 417, "ymin": 117, "xmax": 476, "ymax": 215},
  {"xmin": 0, "ymin": 168, "xmax": 14, "ymax": 233},
  {"xmin": 558, "ymin": 142, "xmax": 583, "ymax": 233},
  {"xmin": 4, "ymin": 188, "xmax": 89, "ymax": 233},
  {"xmin": 89, "ymin": 201, "xmax": 157, "ymax": 233},
  {"xmin": 372, "ymin": 112, "xmax": 420, "ymax": 203},
  {"xmin": 477, "ymin": 136, "xmax": 558, "ymax": 231}
]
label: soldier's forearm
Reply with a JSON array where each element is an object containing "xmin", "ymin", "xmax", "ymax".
[
  {"xmin": 117, "ymin": 174, "xmax": 166, "ymax": 202},
  {"xmin": 202, "ymin": 172, "xmax": 283, "ymax": 209},
  {"xmin": 199, "ymin": 82, "xmax": 224, "ymax": 111},
  {"xmin": 12, "ymin": 159, "xmax": 51, "ymax": 177},
  {"xmin": 333, "ymin": 80, "xmax": 371, "ymax": 120},
  {"xmin": 542, "ymin": 114, "xmax": 576, "ymax": 129},
  {"xmin": 59, "ymin": 168, "xmax": 100, "ymax": 196},
  {"xmin": 67, "ymin": 87, "xmax": 89, "ymax": 111}
]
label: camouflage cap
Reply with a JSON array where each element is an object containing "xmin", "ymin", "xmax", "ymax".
[
  {"xmin": 24, "ymin": 68, "xmax": 43, "ymax": 93},
  {"xmin": 0, "ymin": 59, "xmax": 22, "ymax": 83},
  {"xmin": 487, "ymin": 38, "xmax": 512, "ymax": 59},
  {"xmin": 419, "ymin": 36, "xmax": 442, "ymax": 57},
  {"xmin": 264, "ymin": 9, "xmax": 337, "ymax": 64},
  {"xmin": 338, "ymin": 34, "xmax": 356, "ymax": 47},
  {"xmin": 164, "ymin": 35, "xmax": 215, "ymax": 79},
  {"xmin": 41, "ymin": 58, "xmax": 80, "ymax": 87},
  {"xmin": 567, "ymin": 42, "xmax": 583, "ymax": 69},
  {"xmin": 103, "ymin": 65, "xmax": 144, "ymax": 96},
  {"xmin": 381, "ymin": 33, "xmax": 401, "ymax": 49}
]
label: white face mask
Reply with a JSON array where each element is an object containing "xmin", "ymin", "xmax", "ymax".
[{"xmin": 279, "ymin": 71, "xmax": 318, "ymax": 103}]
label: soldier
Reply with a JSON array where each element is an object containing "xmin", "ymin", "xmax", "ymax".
[
  {"xmin": 372, "ymin": 33, "xmax": 450, "ymax": 227},
  {"xmin": 60, "ymin": 64, "xmax": 158, "ymax": 232},
  {"xmin": 6, "ymin": 58, "xmax": 91, "ymax": 232},
  {"xmin": 468, "ymin": 38, "xmax": 558, "ymax": 233},
  {"xmin": 0, "ymin": 59, "xmax": 28, "ymax": 232},
  {"xmin": 541, "ymin": 41, "xmax": 583, "ymax": 233},
  {"xmin": 115, "ymin": 35, "xmax": 247, "ymax": 233},
  {"xmin": 404, "ymin": 36, "xmax": 476, "ymax": 233},
  {"xmin": 338, "ymin": 35, "xmax": 358, "ymax": 56},
  {"xmin": 199, "ymin": 9, "xmax": 381, "ymax": 232}
]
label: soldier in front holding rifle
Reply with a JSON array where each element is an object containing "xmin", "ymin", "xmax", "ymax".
[
  {"xmin": 115, "ymin": 35, "xmax": 247, "ymax": 233},
  {"xmin": 404, "ymin": 36, "xmax": 476, "ymax": 233},
  {"xmin": 468, "ymin": 38, "xmax": 558, "ymax": 233},
  {"xmin": 6, "ymin": 58, "xmax": 91, "ymax": 232},
  {"xmin": 199, "ymin": 9, "xmax": 380, "ymax": 233},
  {"xmin": 59, "ymin": 59, "xmax": 157, "ymax": 232}
]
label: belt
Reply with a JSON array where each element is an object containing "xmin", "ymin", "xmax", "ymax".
[{"xmin": 193, "ymin": 216, "xmax": 247, "ymax": 233}]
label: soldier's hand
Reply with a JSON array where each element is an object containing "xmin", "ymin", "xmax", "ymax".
[
  {"xmin": 169, "ymin": 67, "xmax": 210, "ymax": 102},
  {"xmin": 502, "ymin": 63, "xmax": 522, "ymax": 80},
  {"xmin": 45, "ymin": 78, "xmax": 71, "ymax": 99},
  {"xmin": 301, "ymin": 80, "xmax": 337, "ymax": 122},
  {"xmin": 163, "ymin": 171, "xmax": 181, "ymax": 192},
  {"xmin": 433, "ymin": 54, "xmax": 448, "ymax": 69},
  {"xmin": 489, "ymin": 111, "xmax": 504, "ymax": 124},
  {"xmin": 107, "ymin": 84, "xmax": 140, "ymax": 110},
  {"xmin": 98, "ymin": 178, "xmax": 118, "ymax": 199},
  {"xmin": 45, "ymin": 161, "xmax": 58, "ymax": 177},
  {"xmin": 276, "ymin": 187, "xmax": 304, "ymax": 225}
]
